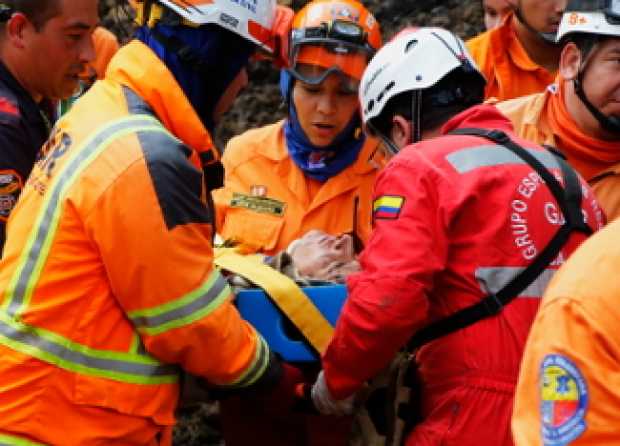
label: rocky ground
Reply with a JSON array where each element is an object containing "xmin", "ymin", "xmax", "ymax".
[{"xmin": 98, "ymin": 1, "xmax": 484, "ymax": 444}]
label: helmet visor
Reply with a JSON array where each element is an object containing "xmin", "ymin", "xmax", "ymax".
[
  {"xmin": 289, "ymin": 63, "xmax": 360, "ymax": 93},
  {"xmin": 290, "ymin": 42, "xmax": 370, "ymax": 84}
]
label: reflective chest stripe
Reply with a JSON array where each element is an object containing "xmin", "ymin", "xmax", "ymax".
[
  {"xmin": 446, "ymin": 145, "xmax": 560, "ymax": 174},
  {"xmin": 475, "ymin": 266, "xmax": 557, "ymax": 298},
  {"xmin": 0, "ymin": 432, "xmax": 47, "ymax": 446},
  {"xmin": 0, "ymin": 115, "xmax": 179, "ymax": 385}
]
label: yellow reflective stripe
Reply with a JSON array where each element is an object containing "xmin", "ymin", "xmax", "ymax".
[
  {"xmin": 0, "ymin": 433, "xmax": 47, "ymax": 446},
  {"xmin": 0, "ymin": 314, "xmax": 178, "ymax": 384},
  {"xmin": 3, "ymin": 115, "xmax": 165, "ymax": 318},
  {"xmin": 0, "ymin": 115, "xmax": 180, "ymax": 385},
  {"xmin": 228, "ymin": 336, "xmax": 271, "ymax": 388},
  {"xmin": 128, "ymin": 271, "xmax": 232, "ymax": 336}
]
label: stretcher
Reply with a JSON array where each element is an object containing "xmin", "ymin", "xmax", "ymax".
[
  {"xmin": 214, "ymin": 247, "xmax": 347, "ymax": 362},
  {"xmin": 236, "ymin": 284, "xmax": 347, "ymax": 362}
]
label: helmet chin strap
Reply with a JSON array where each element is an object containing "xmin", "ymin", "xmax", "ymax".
[
  {"xmin": 411, "ymin": 90, "xmax": 423, "ymax": 143},
  {"xmin": 513, "ymin": 5, "xmax": 560, "ymax": 46},
  {"xmin": 574, "ymin": 72, "xmax": 620, "ymax": 135}
]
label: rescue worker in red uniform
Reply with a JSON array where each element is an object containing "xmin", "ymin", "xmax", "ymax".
[
  {"xmin": 310, "ymin": 27, "xmax": 604, "ymax": 446},
  {"xmin": 0, "ymin": 1, "xmax": 299, "ymax": 445}
]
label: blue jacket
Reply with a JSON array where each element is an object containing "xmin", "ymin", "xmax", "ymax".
[{"xmin": 0, "ymin": 61, "xmax": 55, "ymax": 254}]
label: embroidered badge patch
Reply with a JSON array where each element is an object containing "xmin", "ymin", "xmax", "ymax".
[
  {"xmin": 230, "ymin": 192, "xmax": 286, "ymax": 216},
  {"xmin": 540, "ymin": 354, "xmax": 588, "ymax": 446},
  {"xmin": 373, "ymin": 195, "xmax": 405, "ymax": 220},
  {"xmin": 0, "ymin": 170, "xmax": 22, "ymax": 221}
]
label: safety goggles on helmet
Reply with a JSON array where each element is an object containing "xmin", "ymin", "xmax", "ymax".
[
  {"xmin": 289, "ymin": 20, "xmax": 375, "ymax": 86},
  {"xmin": 290, "ymin": 62, "xmax": 360, "ymax": 93}
]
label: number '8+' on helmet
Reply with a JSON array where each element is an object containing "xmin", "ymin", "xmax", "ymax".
[
  {"xmin": 359, "ymin": 27, "xmax": 484, "ymax": 131},
  {"xmin": 557, "ymin": 0, "xmax": 620, "ymax": 41},
  {"xmin": 288, "ymin": 0, "xmax": 382, "ymax": 89},
  {"xmin": 135, "ymin": 0, "xmax": 279, "ymax": 53}
]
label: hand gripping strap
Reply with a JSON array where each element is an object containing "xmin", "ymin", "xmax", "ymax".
[
  {"xmin": 213, "ymin": 248, "xmax": 335, "ymax": 354},
  {"xmin": 408, "ymin": 128, "xmax": 593, "ymax": 351}
]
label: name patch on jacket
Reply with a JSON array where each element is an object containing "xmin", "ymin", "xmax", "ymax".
[
  {"xmin": 231, "ymin": 192, "xmax": 286, "ymax": 216},
  {"xmin": 540, "ymin": 354, "xmax": 588, "ymax": 446},
  {"xmin": 373, "ymin": 195, "xmax": 405, "ymax": 220},
  {"xmin": 0, "ymin": 169, "xmax": 22, "ymax": 221}
]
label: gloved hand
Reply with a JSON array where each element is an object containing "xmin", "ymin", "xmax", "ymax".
[{"xmin": 311, "ymin": 370, "xmax": 355, "ymax": 416}]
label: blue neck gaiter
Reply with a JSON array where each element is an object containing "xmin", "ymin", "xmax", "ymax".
[
  {"xmin": 135, "ymin": 24, "xmax": 254, "ymax": 134},
  {"xmin": 280, "ymin": 70, "xmax": 365, "ymax": 183}
]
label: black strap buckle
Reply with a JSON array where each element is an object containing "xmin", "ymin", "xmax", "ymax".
[{"xmin": 482, "ymin": 293, "xmax": 504, "ymax": 315}]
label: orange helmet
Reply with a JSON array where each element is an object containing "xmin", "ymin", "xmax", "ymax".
[{"xmin": 289, "ymin": 0, "xmax": 381, "ymax": 87}]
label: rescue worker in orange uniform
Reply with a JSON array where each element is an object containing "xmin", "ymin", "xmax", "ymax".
[
  {"xmin": 310, "ymin": 27, "xmax": 603, "ymax": 446},
  {"xmin": 512, "ymin": 205, "xmax": 620, "ymax": 446},
  {"xmin": 467, "ymin": 0, "xmax": 567, "ymax": 100},
  {"xmin": 213, "ymin": 0, "xmax": 383, "ymax": 256},
  {"xmin": 497, "ymin": 1, "xmax": 620, "ymax": 221},
  {"xmin": 511, "ymin": 4, "xmax": 620, "ymax": 444},
  {"xmin": 0, "ymin": 1, "xmax": 300, "ymax": 445}
]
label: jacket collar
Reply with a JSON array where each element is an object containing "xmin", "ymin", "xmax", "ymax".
[
  {"xmin": 441, "ymin": 104, "xmax": 515, "ymax": 135},
  {"xmin": 105, "ymin": 40, "xmax": 217, "ymax": 158}
]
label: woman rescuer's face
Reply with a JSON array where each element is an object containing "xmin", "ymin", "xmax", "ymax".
[
  {"xmin": 290, "ymin": 230, "xmax": 360, "ymax": 281},
  {"xmin": 292, "ymin": 72, "xmax": 360, "ymax": 147}
]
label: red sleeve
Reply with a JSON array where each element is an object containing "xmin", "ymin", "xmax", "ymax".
[{"xmin": 322, "ymin": 153, "xmax": 451, "ymax": 398}]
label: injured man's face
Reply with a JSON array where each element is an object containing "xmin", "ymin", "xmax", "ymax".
[{"xmin": 288, "ymin": 230, "xmax": 361, "ymax": 282}]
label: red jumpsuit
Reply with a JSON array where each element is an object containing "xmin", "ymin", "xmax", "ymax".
[{"xmin": 322, "ymin": 105, "xmax": 604, "ymax": 446}]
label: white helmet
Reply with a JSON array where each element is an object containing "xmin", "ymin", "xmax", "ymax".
[
  {"xmin": 557, "ymin": 0, "xmax": 620, "ymax": 41},
  {"xmin": 556, "ymin": 0, "xmax": 620, "ymax": 135},
  {"xmin": 135, "ymin": 0, "xmax": 278, "ymax": 53},
  {"xmin": 360, "ymin": 27, "xmax": 485, "ymax": 148}
]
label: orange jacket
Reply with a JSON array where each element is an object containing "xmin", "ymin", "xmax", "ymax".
[
  {"xmin": 0, "ymin": 40, "xmax": 275, "ymax": 446},
  {"xmin": 512, "ymin": 218, "xmax": 620, "ymax": 446},
  {"xmin": 496, "ymin": 87, "xmax": 620, "ymax": 221},
  {"xmin": 212, "ymin": 121, "xmax": 383, "ymax": 255},
  {"xmin": 466, "ymin": 13, "xmax": 556, "ymax": 101}
]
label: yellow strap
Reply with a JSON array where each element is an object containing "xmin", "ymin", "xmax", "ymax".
[{"xmin": 214, "ymin": 248, "xmax": 334, "ymax": 354}]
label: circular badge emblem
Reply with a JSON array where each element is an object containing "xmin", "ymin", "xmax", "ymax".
[{"xmin": 540, "ymin": 354, "xmax": 588, "ymax": 446}]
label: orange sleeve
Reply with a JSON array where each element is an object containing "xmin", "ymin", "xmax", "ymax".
[
  {"xmin": 513, "ymin": 297, "xmax": 620, "ymax": 446},
  {"xmin": 84, "ymin": 136, "xmax": 277, "ymax": 389}
]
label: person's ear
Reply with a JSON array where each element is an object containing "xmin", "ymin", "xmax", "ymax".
[
  {"xmin": 390, "ymin": 115, "xmax": 412, "ymax": 149},
  {"xmin": 5, "ymin": 13, "xmax": 31, "ymax": 50},
  {"xmin": 559, "ymin": 42, "xmax": 581, "ymax": 81}
]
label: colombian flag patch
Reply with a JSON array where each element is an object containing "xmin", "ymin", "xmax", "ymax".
[{"xmin": 373, "ymin": 195, "xmax": 405, "ymax": 220}]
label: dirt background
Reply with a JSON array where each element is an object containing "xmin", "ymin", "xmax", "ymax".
[{"xmin": 98, "ymin": 1, "xmax": 484, "ymax": 444}]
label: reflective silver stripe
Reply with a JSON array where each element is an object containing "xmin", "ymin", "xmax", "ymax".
[
  {"xmin": 0, "ymin": 317, "xmax": 178, "ymax": 379},
  {"xmin": 130, "ymin": 274, "xmax": 229, "ymax": 329},
  {"xmin": 446, "ymin": 145, "xmax": 560, "ymax": 174},
  {"xmin": 8, "ymin": 117, "xmax": 161, "ymax": 317},
  {"xmin": 232, "ymin": 336, "xmax": 270, "ymax": 388},
  {"xmin": 475, "ymin": 267, "xmax": 558, "ymax": 298}
]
